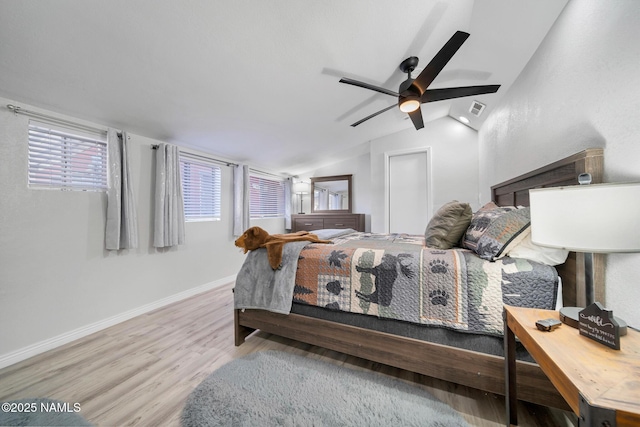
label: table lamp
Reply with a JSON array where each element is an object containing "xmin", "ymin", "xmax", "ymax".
[
  {"xmin": 293, "ymin": 182, "xmax": 309, "ymax": 214},
  {"xmin": 529, "ymin": 178, "xmax": 640, "ymax": 332}
]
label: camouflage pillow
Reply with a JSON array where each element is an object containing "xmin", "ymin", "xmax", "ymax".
[
  {"xmin": 463, "ymin": 204, "xmax": 530, "ymax": 260},
  {"xmin": 424, "ymin": 201, "xmax": 472, "ymax": 249}
]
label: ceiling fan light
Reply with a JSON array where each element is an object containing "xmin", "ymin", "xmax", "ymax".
[{"xmin": 399, "ymin": 98, "xmax": 420, "ymax": 113}]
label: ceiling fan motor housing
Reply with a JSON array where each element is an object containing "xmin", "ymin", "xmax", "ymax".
[
  {"xmin": 399, "ymin": 78, "xmax": 417, "ymax": 95},
  {"xmin": 398, "ymin": 84, "xmax": 421, "ymax": 113}
]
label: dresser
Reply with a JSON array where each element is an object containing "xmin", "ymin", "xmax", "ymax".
[{"xmin": 291, "ymin": 213, "xmax": 365, "ymax": 232}]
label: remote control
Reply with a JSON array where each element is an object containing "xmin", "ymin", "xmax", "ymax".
[{"xmin": 535, "ymin": 318, "xmax": 562, "ymax": 332}]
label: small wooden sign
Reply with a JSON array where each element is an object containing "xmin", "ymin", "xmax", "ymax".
[{"xmin": 579, "ymin": 303, "xmax": 620, "ymax": 350}]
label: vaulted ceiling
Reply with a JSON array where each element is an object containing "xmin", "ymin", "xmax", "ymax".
[{"xmin": 0, "ymin": 0, "xmax": 567, "ymax": 175}]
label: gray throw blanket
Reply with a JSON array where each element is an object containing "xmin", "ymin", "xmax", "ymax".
[{"xmin": 234, "ymin": 229, "xmax": 355, "ymax": 314}]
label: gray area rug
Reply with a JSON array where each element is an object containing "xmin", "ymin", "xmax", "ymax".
[
  {"xmin": 0, "ymin": 397, "xmax": 92, "ymax": 426},
  {"xmin": 182, "ymin": 350, "xmax": 471, "ymax": 427}
]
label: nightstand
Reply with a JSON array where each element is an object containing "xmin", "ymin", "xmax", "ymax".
[{"xmin": 503, "ymin": 305, "xmax": 640, "ymax": 427}]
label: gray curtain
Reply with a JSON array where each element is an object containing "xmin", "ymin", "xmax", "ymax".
[
  {"xmin": 284, "ymin": 178, "xmax": 292, "ymax": 230},
  {"xmin": 233, "ymin": 164, "xmax": 250, "ymax": 236},
  {"xmin": 105, "ymin": 129, "xmax": 139, "ymax": 250},
  {"xmin": 318, "ymin": 188, "xmax": 328, "ymax": 211},
  {"xmin": 153, "ymin": 143, "xmax": 185, "ymax": 247}
]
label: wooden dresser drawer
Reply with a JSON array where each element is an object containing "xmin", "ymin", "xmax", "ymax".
[
  {"xmin": 293, "ymin": 218, "xmax": 324, "ymax": 231},
  {"xmin": 323, "ymin": 218, "xmax": 357, "ymax": 229},
  {"xmin": 291, "ymin": 213, "xmax": 365, "ymax": 232}
]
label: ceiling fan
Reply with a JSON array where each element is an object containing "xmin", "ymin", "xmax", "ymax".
[{"xmin": 340, "ymin": 31, "xmax": 501, "ymax": 130}]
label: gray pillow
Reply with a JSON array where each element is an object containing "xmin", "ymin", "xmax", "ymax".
[
  {"xmin": 462, "ymin": 204, "xmax": 530, "ymax": 261},
  {"xmin": 425, "ymin": 201, "xmax": 472, "ymax": 249}
]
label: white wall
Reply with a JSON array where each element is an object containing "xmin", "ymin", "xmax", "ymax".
[
  {"xmin": 479, "ymin": 0, "xmax": 640, "ymax": 327},
  {"xmin": 370, "ymin": 117, "xmax": 480, "ymax": 233},
  {"xmin": 0, "ymin": 98, "xmax": 257, "ymax": 365}
]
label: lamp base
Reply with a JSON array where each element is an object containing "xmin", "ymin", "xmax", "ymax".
[
  {"xmin": 559, "ymin": 307, "xmax": 581, "ymax": 328},
  {"xmin": 559, "ymin": 306, "xmax": 628, "ymax": 336}
]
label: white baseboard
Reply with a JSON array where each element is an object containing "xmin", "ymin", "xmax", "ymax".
[{"xmin": 0, "ymin": 275, "xmax": 236, "ymax": 370}]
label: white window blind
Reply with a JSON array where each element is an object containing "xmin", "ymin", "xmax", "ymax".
[
  {"xmin": 250, "ymin": 174, "xmax": 285, "ymax": 218},
  {"xmin": 179, "ymin": 153, "xmax": 221, "ymax": 221},
  {"xmin": 27, "ymin": 120, "xmax": 107, "ymax": 191}
]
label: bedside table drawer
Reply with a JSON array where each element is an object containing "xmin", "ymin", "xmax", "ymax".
[
  {"xmin": 323, "ymin": 218, "xmax": 357, "ymax": 229},
  {"xmin": 293, "ymin": 218, "xmax": 324, "ymax": 231}
]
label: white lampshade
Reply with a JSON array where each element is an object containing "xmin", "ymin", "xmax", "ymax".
[
  {"xmin": 293, "ymin": 182, "xmax": 309, "ymax": 194},
  {"xmin": 530, "ymin": 182, "xmax": 640, "ymax": 253}
]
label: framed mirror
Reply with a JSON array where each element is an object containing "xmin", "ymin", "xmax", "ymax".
[{"xmin": 310, "ymin": 174, "xmax": 352, "ymax": 213}]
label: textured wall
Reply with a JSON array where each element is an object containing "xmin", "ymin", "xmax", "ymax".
[{"xmin": 479, "ymin": 0, "xmax": 640, "ymax": 327}]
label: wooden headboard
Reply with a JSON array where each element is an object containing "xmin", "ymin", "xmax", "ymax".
[{"xmin": 490, "ymin": 148, "xmax": 604, "ymax": 308}]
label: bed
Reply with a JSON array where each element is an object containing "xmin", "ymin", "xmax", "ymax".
[{"xmin": 233, "ymin": 148, "xmax": 604, "ymax": 410}]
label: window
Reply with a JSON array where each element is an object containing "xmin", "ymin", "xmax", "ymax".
[
  {"xmin": 27, "ymin": 120, "xmax": 107, "ymax": 191},
  {"xmin": 250, "ymin": 174, "xmax": 285, "ymax": 218},
  {"xmin": 179, "ymin": 153, "xmax": 221, "ymax": 221}
]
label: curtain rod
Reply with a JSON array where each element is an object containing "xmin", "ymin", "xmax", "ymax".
[
  {"xmin": 7, "ymin": 104, "xmax": 108, "ymax": 135},
  {"xmin": 150, "ymin": 144, "xmax": 288, "ymax": 179},
  {"xmin": 249, "ymin": 168, "xmax": 289, "ymax": 179},
  {"xmin": 151, "ymin": 144, "xmax": 237, "ymax": 167}
]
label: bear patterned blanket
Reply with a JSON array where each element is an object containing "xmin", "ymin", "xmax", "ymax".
[
  {"xmin": 235, "ymin": 230, "xmax": 559, "ymax": 336},
  {"xmin": 291, "ymin": 232, "xmax": 559, "ymax": 336}
]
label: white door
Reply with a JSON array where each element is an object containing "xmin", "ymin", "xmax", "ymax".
[{"xmin": 386, "ymin": 149, "xmax": 431, "ymax": 234}]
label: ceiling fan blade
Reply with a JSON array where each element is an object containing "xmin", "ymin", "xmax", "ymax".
[
  {"xmin": 408, "ymin": 108, "xmax": 424, "ymax": 130},
  {"xmin": 339, "ymin": 77, "xmax": 399, "ymax": 97},
  {"xmin": 421, "ymin": 84, "xmax": 500, "ymax": 103},
  {"xmin": 351, "ymin": 104, "xmax": 397, "ymax": 127},
  {"xmin": 410, "ymin": 31, "xmax": 470, "ymax": 95}
]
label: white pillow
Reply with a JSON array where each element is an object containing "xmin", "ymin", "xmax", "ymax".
[{"xmin": 507, "ymin": 230, "xmax": 569, "ymax": 266}]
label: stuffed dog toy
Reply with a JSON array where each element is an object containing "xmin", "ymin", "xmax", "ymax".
[{"xmin": 235, "ymin": 226, "xmax": 331, "ymax": 270}]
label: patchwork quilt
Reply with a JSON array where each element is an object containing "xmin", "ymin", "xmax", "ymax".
[{"xmin": 293, "ymin": 232, "xmax": 558, "ymax": 336}]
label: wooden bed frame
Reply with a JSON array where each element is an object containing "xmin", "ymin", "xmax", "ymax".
[{"xmin": 234, "ymin": 148, "xmax": 604, "ymax": 410}]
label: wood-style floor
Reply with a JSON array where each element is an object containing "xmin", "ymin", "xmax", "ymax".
[{"xmin": 0, "ymin": 282, "xmax": 577, "ymax": 426}]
